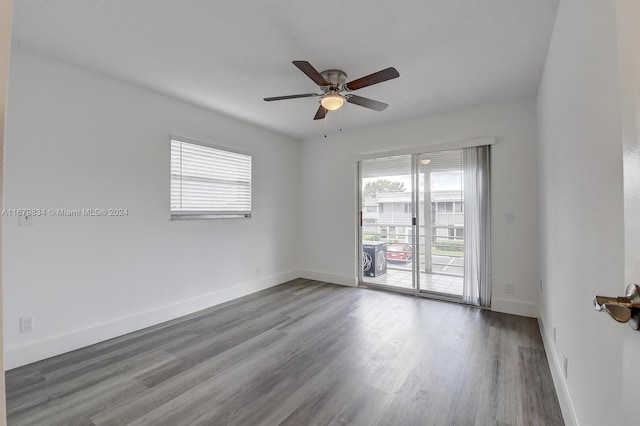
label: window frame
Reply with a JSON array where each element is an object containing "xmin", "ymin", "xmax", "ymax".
[{"xmin": 170, "ymin": 136, "xmax": 252, "ymax": 220}]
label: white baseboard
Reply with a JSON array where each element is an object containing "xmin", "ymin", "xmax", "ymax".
[
  {"xmin": 4, "ymin": 270, "xmax": 300, "ymax": 370},
  {"xmin": 491, "ymin": 297, "xmax": 539, "ymax": 318},
  {"xmin": 538, "ymin": 318, "xmax": 579, "ymax": 426},
  {"xmin": 298, "ymin": 269, "xmax": 358, "ymax": 287}
]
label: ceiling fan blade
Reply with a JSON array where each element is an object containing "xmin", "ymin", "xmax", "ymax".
[
  {"xmin": 346, "ymin": 95, "xmax": 389, "ymax": 111},
  {"xmin": 264, "ymin": 93, "xmax": 319, "ymax": 101},
  {"xmin": 314, "ymin": 105, "xmax": 328, "ymax": 120},
  {"xmin": 345, "ymin": 67, "xmax": 400, "ymax": 91},
  {"xmin": 293, "ymin": 61, "xmax": 330, "ymax": 87}
]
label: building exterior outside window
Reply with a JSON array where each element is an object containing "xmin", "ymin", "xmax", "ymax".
[{"xmin": 362, "ymin": 190, "xmax": 463, "ymax": 244}]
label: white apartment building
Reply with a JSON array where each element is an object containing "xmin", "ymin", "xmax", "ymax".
[{"xmin": 362, "ymin": 189, "xmax": 464, "ymax": 244}]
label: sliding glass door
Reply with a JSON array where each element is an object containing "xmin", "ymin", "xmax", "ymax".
[{"xmin": 359, "ymin": 149, "xmax": 471, "ymax": 300}]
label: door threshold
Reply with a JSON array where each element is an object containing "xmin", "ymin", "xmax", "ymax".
[{"xmin": 358, "ymin": 281, "xmax": 464, "ymax": 304}]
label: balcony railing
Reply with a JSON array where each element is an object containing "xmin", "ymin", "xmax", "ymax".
[
  {"xmin": 378, "ymin": 212, "xmax": 412, "ymax": 224},
  {"xmin": 362, "ymin": 224, "xmax": 464, "ymax": 277}
]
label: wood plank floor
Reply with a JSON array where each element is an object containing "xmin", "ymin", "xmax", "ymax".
[{"xmin": 5, "ymin": 279, "xmax": 564, "ymax": 425}]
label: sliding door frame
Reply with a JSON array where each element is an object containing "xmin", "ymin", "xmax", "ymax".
[
  {"xmin": 356, "ymin": 139, "xmax": 496, "ymax": 304},
  {"xmin": 357, "ymin": 155, "xmax": 420, "ymax": 296},
  {"xmin": 357, "ymin": 150, "xmax": 463, "ymax": 303}
]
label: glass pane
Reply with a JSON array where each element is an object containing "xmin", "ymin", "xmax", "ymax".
[
  {"xmin": 360, "ymin": 155, "xmax": 414, "ymax": 289},
  {"xmin": 417, "ymin": 149, "xmax": 464, "ymax": 297}
]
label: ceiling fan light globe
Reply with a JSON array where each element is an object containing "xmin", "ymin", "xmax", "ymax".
[{"xmin": 321, "ymin": 94, "xmax": 345, "ymax": 111}]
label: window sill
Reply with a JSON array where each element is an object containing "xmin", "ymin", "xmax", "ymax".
[{"xmin": 170, "ymin": 213, "xmax": 251, "ymax": 220}]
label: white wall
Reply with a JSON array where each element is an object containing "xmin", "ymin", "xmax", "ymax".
[
  {"xmin": 3, "ymin": 50, "xmax": 300, "ymax": 369},
  {"xmin": 298, "ymin": 99, "xmax": 540, "ymax": 317},
  {"xmin": 537, "ymin": 0, "xmax": 626, "ymax": 424},
  {"xmin": 0, "ymin": 0, "xmax": 11, "ymax": 421}
]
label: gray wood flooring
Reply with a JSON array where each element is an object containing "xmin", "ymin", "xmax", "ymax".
[{"xmin": 5, "ymin": 279, "xmax": 564, "ymax": 425}]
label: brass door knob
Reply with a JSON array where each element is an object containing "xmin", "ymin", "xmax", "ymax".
[{"xmin": 593, "ymin": 284, "xmax": 640, "ymax": 329}]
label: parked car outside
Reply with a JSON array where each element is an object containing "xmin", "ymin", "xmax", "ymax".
[{"xmin": 387, "ymin": 243, "xmax": 413, "ymax": 262}]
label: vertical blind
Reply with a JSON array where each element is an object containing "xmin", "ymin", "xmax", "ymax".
[{"xmin": 170, "ymin": 139, "xmax": 252, "ymax": 218}]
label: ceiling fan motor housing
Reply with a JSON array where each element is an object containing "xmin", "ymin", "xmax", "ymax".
[{"xmin": 320, "ymin": 69, "xmax": 347, "ymax": 90}]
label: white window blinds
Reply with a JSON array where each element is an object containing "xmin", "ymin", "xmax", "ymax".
[{"xmin": 170, "ymin": 139, "xmax": 252, "ymax": 219}]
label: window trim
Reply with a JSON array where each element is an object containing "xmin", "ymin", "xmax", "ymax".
[{"xmin": 170, "ymin": 135, "xmax": 252, "ymax": 220}]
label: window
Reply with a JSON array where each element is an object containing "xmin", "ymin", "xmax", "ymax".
[
  {"xmin": 170, "ymin": 138, "xmax": 252, "ymax": 219},
  {"xmin": 437, "ymin": 202, "xmax": 454, "ymax": 213},
  {"xmin": 448, "ymin": 226, "xmax": 463, "ymax": 240}
]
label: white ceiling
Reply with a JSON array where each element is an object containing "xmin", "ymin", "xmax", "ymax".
[{"xmin": 11, "ymin": 0, "xmax": 559, "ymax": 141}]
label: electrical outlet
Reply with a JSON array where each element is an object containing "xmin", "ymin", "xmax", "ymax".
[
  {"xmin": 563, "ymin": 355, "xmax": 569, "ymax": 379},
  {"xmin": 20, "ymin": 316, "xmax": 34, "ymax": 333},
  {"xmin": 505, "ymin": 212, "xmax": 514, "ymax": 222},
  {"xmin": 553, "ymin": 326, "xmax": 557, "ymax": 343},
  {"xmin": 505, "ymin": 283, "xmax": 514, "ymax": 294},
  {"xmin": 540, "ymin": 280, "xmax": 543, "ymax": 291}
]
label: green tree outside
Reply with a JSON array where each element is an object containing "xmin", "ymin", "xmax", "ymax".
[{"xmin": 363, "ymin": 179, "xmax": 405, "ymax": 198}]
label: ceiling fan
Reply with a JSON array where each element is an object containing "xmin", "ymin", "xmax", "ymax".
[{"xmin": 264, "ymin": 61, "xmax": 400, "ymax": 120}]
